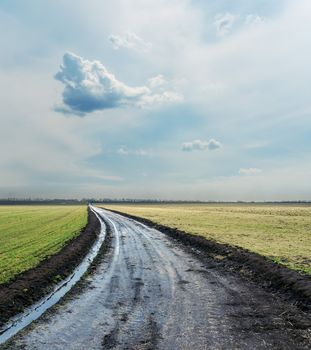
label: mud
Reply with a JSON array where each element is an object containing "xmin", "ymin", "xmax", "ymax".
[
  {"xmin": 0, "ymin": 207, "xmax": 100, "ymax": 327},
  {"xmin": 109, "ymin": 208, "xmax": 311, "ymax": 312},
  {"xmin": 3, "ymin": 207, "xmax": 311, "ymax": 349}
]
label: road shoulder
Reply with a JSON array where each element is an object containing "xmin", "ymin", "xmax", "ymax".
[
  {"xmin": 0, "ymin": 207, "xmax": 100, "ymax": 327},
  {"xmin": 107, "ymin": 208, "xmax": 311, "ymax": 312}
]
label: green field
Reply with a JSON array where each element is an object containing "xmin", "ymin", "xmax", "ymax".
[
  {"xmin": 0, "ymin": 205, "xmax": 87, "ymax": 284},
  {"xmin": 103, "ymin": 203, "xmax": 311, "ymax": 274}
]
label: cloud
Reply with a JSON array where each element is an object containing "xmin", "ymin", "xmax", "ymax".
[
  {"xmin": 55, "ymin": 52, "xmax": 182, "ymax": 116},
  {"xmin": 182, "ymin": 139, "xmax": 222, "ymax": 152},
  {"xmin": 117, "ymin": 146, "xmax": 148, "ymax": 156},
  {"xmin": 108, "ymin": 31, "xmax": 151, "ymax": 52},
  {"xmin": 245, "ymin": 15, "xmax": 265, "ymax": 28},
  {"xmin": 148, "ymin": 74, "xmax": 166, "ymax": 89},
  {"xmin": 3, "ymin": 0, "xmax": 311, "ymax": 201},
  {"xmin": 214, "ymin": 13, "xmax": 237, "ymax": 37},
  {"xmin": 239, "ymin": 168, "xmax": 262, "ymax": 176},
  {"xmin": 214, "ymin": 13, "xmax": 264, "ymax": 38}
]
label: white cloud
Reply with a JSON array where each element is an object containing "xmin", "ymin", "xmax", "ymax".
[
  {"xmin": 245, "ymin": 14, "xmax": 265, "ymax": 28},
  {"xmin": 207, "ymin": 139, "xmax": 222, "ymax": 150},
  {"xmin": 108, "ymin": 31, "xmax": 151, "ymax": 52},
  {"xmin": 55, "ymin": 52, "xmax": 182, "ymax": 115},
  {"xmin": 117, "ymin": 146, "xmax": 148, "ymax": 156},
  {"xmin": 2, "ymin": 0, "xmax": 311, "ymax": 200},
  {"xmin": 148, "ymin": 74, "xmax": 166, "ymax": 88},
  {"xmin": 142, "ymin": 91, "xmax": 182, "ymax": 105},
  {"xmin": 214, "ymin": 13, "xmax": 237, "ymax": 37},
  {"xmin": 0, "ymin": 67, "xmax": 124, "ymax": 195},
  {"xmin": 239, "ymin": 168, "xmax": 262, "ymax": 176},
  {"xmin": 182, "ymin": 139, "xmax": 222, "ymax": 151},
  {"xmin": 175, "ymin": 1, "xmax": 311, "ymax": 125},
  {"xmin": 214, "ymin": 13, "xmax": 264, "ymax": 39}
]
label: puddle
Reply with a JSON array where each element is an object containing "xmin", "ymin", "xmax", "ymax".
[{"xmin": 0, "ymin": 207, "xmax": 106, "ymax": 345}]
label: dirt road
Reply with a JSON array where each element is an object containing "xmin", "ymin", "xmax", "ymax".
[{"xmin": 3, "ymin": 207, "xmax": 310, "ymax": 349}]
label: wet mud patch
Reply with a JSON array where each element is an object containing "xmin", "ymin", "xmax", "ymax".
[
  {"xmin": 102, "ymin": 326, "xmax": 119, "ymax": 349},
  {"xmin": 0, "ymin": 219, "xmax": 113, "ymax": 349},
  {"xmin": 178, "ymin": 279, "xmax": 190, "ymax": 285},
  {"xmin": 0, "ymin": 208, "xmax": 101, "ymax": 327},
  {"xmin": 107, "ymin": 209, "xmax": 311, "ymax": 312},
  {"xmin": 136, "ymin": 314, "xmax": 159, "ymax": 350},
  {"xmin": 120, "ymin": 313, "xmax": 128, "ymax": 322},
  {"xmin": 3, "ymin": 207, "xmax": 311, "ymax": 350},
  {"xmin": 133, "ymin": 280, "xmax": 144, "ymax": 304}
]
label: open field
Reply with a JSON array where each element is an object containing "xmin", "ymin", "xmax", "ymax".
[
  {"xmin": 0, "ymin": 205, "xmax": 87, "ymax": 284},
  {"xmin": 5, "ymin": 207, "xmax": 311, "ymax": 349},
  {"xmin": 103, "ymin": 203, "xmax": 311, "ymax": 274}
]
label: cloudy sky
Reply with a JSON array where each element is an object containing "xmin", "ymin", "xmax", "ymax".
[{"xmin": 1, "ymin": 0, "xmax": 310, "ymax": 200}]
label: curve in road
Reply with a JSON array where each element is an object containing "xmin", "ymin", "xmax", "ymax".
[{"xmin": 3, "ymin": 207, "xmax": 311, "ymax": 349}]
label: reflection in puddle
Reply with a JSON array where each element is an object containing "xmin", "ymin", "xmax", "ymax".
[{"xmin": 0, "ymin": 207, "xmax": 106, "ymax": 345}]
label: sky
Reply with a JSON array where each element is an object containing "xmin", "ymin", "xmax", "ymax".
[{"xmin": 0, "ymin": 0, "xmax": 311, "ymax": 201}]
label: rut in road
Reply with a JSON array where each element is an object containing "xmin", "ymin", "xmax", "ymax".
[{"xmin": 3, "ymin": 207, "xmax": 311, "ymax": 350}]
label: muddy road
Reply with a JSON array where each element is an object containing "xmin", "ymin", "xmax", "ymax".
[{"xmin": 3, "ymin": 207, "xmax": 310, "ymax": 349}]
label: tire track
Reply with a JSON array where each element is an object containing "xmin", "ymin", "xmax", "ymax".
[{"xmin": 3, "ymin": 207, "xmax": 311, "ymax": 350}]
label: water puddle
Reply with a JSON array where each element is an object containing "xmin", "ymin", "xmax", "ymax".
[{"xmin": 0, "ymin": 207, "xmax": 106, "ymax": 345}]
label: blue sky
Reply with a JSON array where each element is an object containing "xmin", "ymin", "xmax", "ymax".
[{"xmin": 0, "ymin": 0, "xmax": 310, "ymax": 200}]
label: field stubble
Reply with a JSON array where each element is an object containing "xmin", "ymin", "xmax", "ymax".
[{"xmin": 103, "ymin": 203, "xmax": 311, "ymax": 274}]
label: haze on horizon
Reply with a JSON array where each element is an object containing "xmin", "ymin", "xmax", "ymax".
[{"xmin": 0, "ymin": 0, "xmax": 310, "ymax": 201}]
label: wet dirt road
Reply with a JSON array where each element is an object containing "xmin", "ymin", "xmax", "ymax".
[{"xmin": 4, "ymin": 207, "xmax": 311, "ymax": 349}]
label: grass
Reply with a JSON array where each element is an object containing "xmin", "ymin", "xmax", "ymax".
[
  {"xmin": 102, "ymin": 203, "xmax": 311, "ymax": 274},
  {"xmin": 0, "ymin": 205, "xmax": 87, "ymax": 284}
]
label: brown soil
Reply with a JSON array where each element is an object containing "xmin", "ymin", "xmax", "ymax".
[
  {"xmin": 0, "ymin": 207, "xmax": 100, "ymax": 327},
  {"xmin": 108, "ymin": 209, "xmax": 311, "ymax": 312}
]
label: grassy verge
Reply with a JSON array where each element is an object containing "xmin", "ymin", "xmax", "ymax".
[
  {"xmin": 0, "ymin": 205, "xmax": 87, "ymax": 284},
  {"xmin": 102, "ymin": 203, "xmax": 311, "ymax": 274}
]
